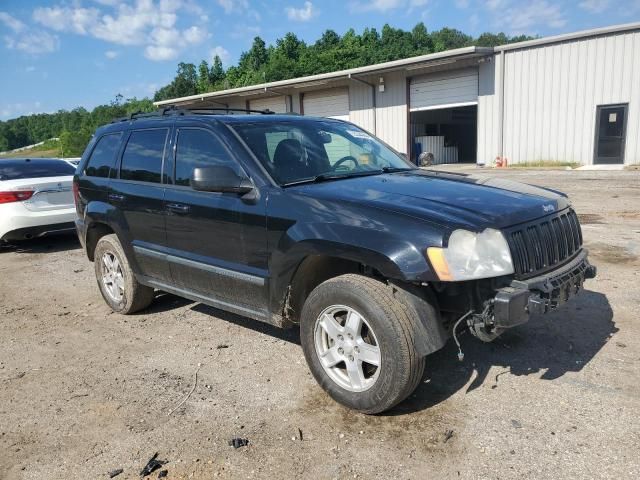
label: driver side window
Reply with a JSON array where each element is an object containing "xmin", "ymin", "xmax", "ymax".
[{"xmin": 175, "ymin": 128, "xmax": 243, "ymax": 187}]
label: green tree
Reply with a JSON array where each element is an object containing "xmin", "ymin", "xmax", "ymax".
[
  {"xmin": 197, "ymin": 60, "xmax": 210, "ymax": 93},
  {"xmin": 412, "ymin": 23, "xmax": 433, "ymax": 53},
  {"xmin": 430, "ymin": 27, "xmax": 473, "ymax": 52},
  {"xmin": 59, "ymin": 127, "xmax": 92, "ymax": 157},
  {"xmin": 209, "ymin": 55, "xmax": 225, "ymax": 86}
]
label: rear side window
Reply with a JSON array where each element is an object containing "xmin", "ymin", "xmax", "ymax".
[
  {"xmin": 175, "ymin": 128, "xmax": 242, "ymax": 186},
  {"xmin": 85, "ymin": 133, "xmax": 122, "ymax": 178},
  {"xmin": 120, "ymin": 129, "xmax": 168, "ymax": 183},
  {"xmin": 0, "ymin": 159, "xmax": 75, "ymax": 180}
]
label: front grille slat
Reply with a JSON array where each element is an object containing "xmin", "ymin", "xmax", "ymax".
[{"xmin": 508, "ymin": 209, "xmax": 583, "ymax": 279}]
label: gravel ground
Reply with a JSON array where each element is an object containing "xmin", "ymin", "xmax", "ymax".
[{"xmin": 1, "ymin": 168, "xmax": 639, "ymax": 480}]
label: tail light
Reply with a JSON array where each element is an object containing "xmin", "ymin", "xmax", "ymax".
[
  {"xmin": 0, "ymin": 190, "xmax": 35, "ymax": 204},
  {"xmin": 72, "ymin": 180, "xmax": 80, "ymax": 206}
]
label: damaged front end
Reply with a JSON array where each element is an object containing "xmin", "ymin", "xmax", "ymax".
[{"xmin": 452, "ymin": 249, "xmax": 597, "ymax": 344}]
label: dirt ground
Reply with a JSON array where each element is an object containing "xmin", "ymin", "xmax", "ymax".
[{"xmin": 1, "ymin": 167, "xmax": 639, "ymax": 480}]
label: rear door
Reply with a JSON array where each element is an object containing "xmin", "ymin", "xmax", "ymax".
[
  {"xmin": 163, "ymin": 123, "xmax": 269, "ymax": 317},
  {"xmin": 110, "ymin": 127, "xmax": 172, "ymax": 282},
  {"xmin": 594, "ymin": 104, "xmax": 627, "ymax": 164}
]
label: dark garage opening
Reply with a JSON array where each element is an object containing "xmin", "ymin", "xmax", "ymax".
[{"xmin": 410, "ymin": 105, "xmax": 477, "ymax": 165}]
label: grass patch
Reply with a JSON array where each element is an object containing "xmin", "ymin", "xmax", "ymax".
[
  {"xmin": 0, "ymin": 138, "xmax": 63, "ymax": 159},
  {"xmin": 509, "ymin": 160, "xmax": 579, "ymax": 169}
]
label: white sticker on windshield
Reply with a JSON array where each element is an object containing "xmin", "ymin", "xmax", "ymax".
[{"xmin": 347, "ymin": 130, "xmax": 372, "ymax": 139}]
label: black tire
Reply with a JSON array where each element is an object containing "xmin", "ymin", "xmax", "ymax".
[
  {"xmin": 94, "ymin": 234, "xmax": 154, "ymax": 314},
  {"xmin": 300, "ymin": 274, "xmax": 425, "ymax": 414}
]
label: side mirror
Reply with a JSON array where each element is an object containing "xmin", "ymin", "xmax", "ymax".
[{"xmin": 191, "ymin": 166, "xmax": 254, "ymax": 194}]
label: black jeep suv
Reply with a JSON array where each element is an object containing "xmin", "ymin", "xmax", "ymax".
[{"xmin": 74, "ymin": 109, "xmax": 596, "ymax": 414}]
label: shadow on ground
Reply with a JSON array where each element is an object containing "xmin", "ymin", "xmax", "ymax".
[
  {"xmin": 390, "ymin": 289, "xmax": 616, "ymax": 415},
  {"xmin": 0, "ymin": 234, "xmax": 80, "ymax": 254},
  {"xmin": 142, "ymin": 287, "xmax": 615, "ymax": 416},
  {"xmin": 192, "ymin": 303, "xmax": 301, "ymax": 345}
]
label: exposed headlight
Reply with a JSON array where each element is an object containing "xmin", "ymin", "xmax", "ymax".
[{"xmin": 427, "ymin": 228, "xmax": 514, "ymax": 281}]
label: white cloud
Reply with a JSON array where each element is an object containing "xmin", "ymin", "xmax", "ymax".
[
  {"xmin": 218, "ymin": 0, "xmax": 249, "ymax": 13},
  {"xmin": 183, "ymin": 25, "xmax": 207, "ymax": 44},
  {"xmin": 285, "ymin": 1, "xmax": 316, "ymax": 21},
  {"xmin": 145, "ymin": 45, "xmax": 178, "ymax": 61},
  {"xmin": 502, "ymin": 0, "xmax": 566, "ymax": 32},
  {"xmin": 578, "ymin": 0, "xmax": 611, "ymax": 13},
  {"xmin": 454, "ymin": 0, "xmax": 469, "ymax": 8},
  {"xmin": 230, "ymin": 24, "xmax": 261, "ymax": 40},
  {"xmin": 0, "ymin": 102, "xmax": 47, "ymax": 120},
  {"xmin": 350, "ymin": 0, "xmax": 428, "ymax": 12},
  {"xmin": 4, "ymin": 29, "xmax": 59, "ymax": 54},
  {"xmin": 0, "ymin": 11, "xmax": 26, "ymax": 32},
  {"xmin": 353, "ymin": 0, "xmax": 403, "ymax": 11},
  {"xmin": 486, "ymin": 0, "xmax": 508, "ymax": 9},
  {"xmin": 210, "ymin": 45, "xmax": 230, "ymax": 64},
  {"xmin": 25, "ymin": 65, "xmax": 36, "ymax": 72},
  {"xmin": 29, "ymin": 1, "xmax": 208, "ymax": 62},
  {"xmin": 105, "ymin": 49, "xmax": 118, "ymax": 59},
  {"xmin": 33, "ymin": 6, "xmax": 99, "ymax": 35}
]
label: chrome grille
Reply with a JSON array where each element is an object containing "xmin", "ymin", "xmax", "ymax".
[{"xmin": 507, "ymin": 209, "xmax": 583, "ymax": 278}]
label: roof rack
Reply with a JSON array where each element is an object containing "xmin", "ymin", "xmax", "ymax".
[{"xmin": 111, "ymin": 106, "xmax": 275, "ymax": 123}]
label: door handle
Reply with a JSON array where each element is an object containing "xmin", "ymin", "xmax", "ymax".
[
  {"xmin": 108, "ymin": 193, "xmax": 125, "ymax": 202},
  {"xmin": 166, "ymin": 203, "xmax": 190, "ymax": 214}
]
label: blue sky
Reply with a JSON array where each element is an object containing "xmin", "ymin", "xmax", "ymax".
[{"xmin": 0, "ymin": 0, "xmax": 638, "ymax": 120}]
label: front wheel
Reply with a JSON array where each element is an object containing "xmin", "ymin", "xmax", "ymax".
[{"xmin": 300, "ymin": 274, "xmax": 425, "ymax": 414}]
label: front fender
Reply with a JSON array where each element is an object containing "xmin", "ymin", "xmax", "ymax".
[{"xmin": 268, "ymin": 221, "xmax": 439, "ymax": 317}]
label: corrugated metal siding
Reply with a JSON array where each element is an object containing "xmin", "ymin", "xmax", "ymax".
[
  {"xmin": 374, "ymin": 71, "xmax": 408, "ymax": 153},
  {"xmin": 410, "ymin": 68, "xmax": 478, "ymax": 111},
  {"xmin": 415, "ymin": 136, "xmax": 459, "ymax": 164},
  {"xmin": 499, "ymin": 30, "xmax": 640, "ymax": 165},
  {"xmin": 249, "ymin": 96, "xmax": 287, "ymax": 113},
  {"xmin": 303, "ymin": 88, "xmax": 349, "ymax": 120},
  {"xmin": 349, "ymin": 82, "xmax": 376, "ymax": 133},
  {"xmin": 477, "ymin": 56, "xmax": 500, "ymax": 164}
]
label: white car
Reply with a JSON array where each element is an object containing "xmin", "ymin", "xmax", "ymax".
[{"xmin": 0, "ymin": 158, "xmax": 77, "ymax": 242}]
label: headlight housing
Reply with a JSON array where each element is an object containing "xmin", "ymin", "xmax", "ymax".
[{"xmin": 427, "ymin": 228, "xmax": 514, "ymax": 281}]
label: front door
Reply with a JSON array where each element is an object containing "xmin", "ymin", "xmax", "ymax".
[
  {"xmin": 594, "ymin": 104, "xmax": 627, "ymax": 164},
  {"xmin": 163, "ymin": 124, "xmax": 269, "ymax": 319}
]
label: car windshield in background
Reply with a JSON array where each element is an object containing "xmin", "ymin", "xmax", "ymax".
[
  {"xmin": 0, "ymin": 159, "xmax": 76, "ymax": 181},
  {"xmin": 230, "ymin": 120, "xmax": 414, "ymax": 185}
]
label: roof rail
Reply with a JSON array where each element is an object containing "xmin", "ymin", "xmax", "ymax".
[{"xmin": 110, "ymin": 106, "xmax": 275, "ymax": 123}]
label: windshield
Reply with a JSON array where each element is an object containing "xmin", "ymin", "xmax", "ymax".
[
  {"xmin": 0, "ymin": 159, "xmax": 76, "ymax": 181},
  {"xmin": 230, "ymin": 119, "xmax": 415, "ymax": 185}
]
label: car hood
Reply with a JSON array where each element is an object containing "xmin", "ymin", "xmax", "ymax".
[{"xmin": 289, "ymin": 169, "xmax": 570, "ymax": 230}]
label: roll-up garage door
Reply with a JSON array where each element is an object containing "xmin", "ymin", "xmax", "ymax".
[
  {"xmin": 410, "ymin": 68, "xmax": 478, "ymax": 112},
  {"xmin": 249, "ymin": 96, "xmax": 287, "ymax": 113},
  {"xmin": 303, "ymin": 89, "xmax": 349, "ymax": 120}
]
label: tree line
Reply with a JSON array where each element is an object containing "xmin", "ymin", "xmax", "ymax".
[
  {"xmin": 153, "ymin": 24, "xmax": 532, "ymax": 101},
  {"xmin": 1, "ymin": 23, "xmax": 532, "ymax": 155}
]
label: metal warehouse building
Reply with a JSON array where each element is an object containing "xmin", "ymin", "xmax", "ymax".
[{"xmin": 156, "ymin": 22, "xmax": 640, "ymax": 166}]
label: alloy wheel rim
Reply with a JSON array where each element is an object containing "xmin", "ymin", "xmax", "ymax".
[
  {"xmin": 314, "ymin": 305, "xmax": 381, "ymax": 392},
  {"xmin": 101, "ymin": 252, "xmax": 124, "ymax": 303}
]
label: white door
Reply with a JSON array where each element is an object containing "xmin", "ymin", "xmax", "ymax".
[
  {"xmin": 410, "ymin": 68, "xmax": 478, "ymax": 111},
  {"xmin": 249, "ymin": 96, "xmax": 287, "ymax": 113},
  {"xmin": 303, "ymin": 89, "xmax": 350, "ymax": 120}
]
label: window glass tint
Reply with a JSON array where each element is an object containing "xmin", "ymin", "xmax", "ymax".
[
  {"xmin": 120, "ymin": 129, "xmax": 167, "ymax": 183},
  {"xmin": 0, "ymin": 159, "xmax": 75, "ymax": 181},
  {"xmin": 85, "ymin": 133, "xmax": 122, "ymax": 178},
  {"xmin": 175, "ymin": 129, "xmax": 242, "ymax": 186},
  {"xmin": 231, "ymin": 120, "xmax": 412, "ymax": 185}
]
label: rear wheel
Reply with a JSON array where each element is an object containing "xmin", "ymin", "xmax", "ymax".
[
  {"xmin": 94, "ymin": 234, "xmax": 154, "ymax": 314},
  {"xmin": 300, "ymin": 274, "xmax": 425, "ymax": 414}
]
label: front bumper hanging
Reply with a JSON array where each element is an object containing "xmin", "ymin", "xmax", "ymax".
[{"xmin": 491, "ymin": 249, "xmax": 596, "ymax": 330}]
